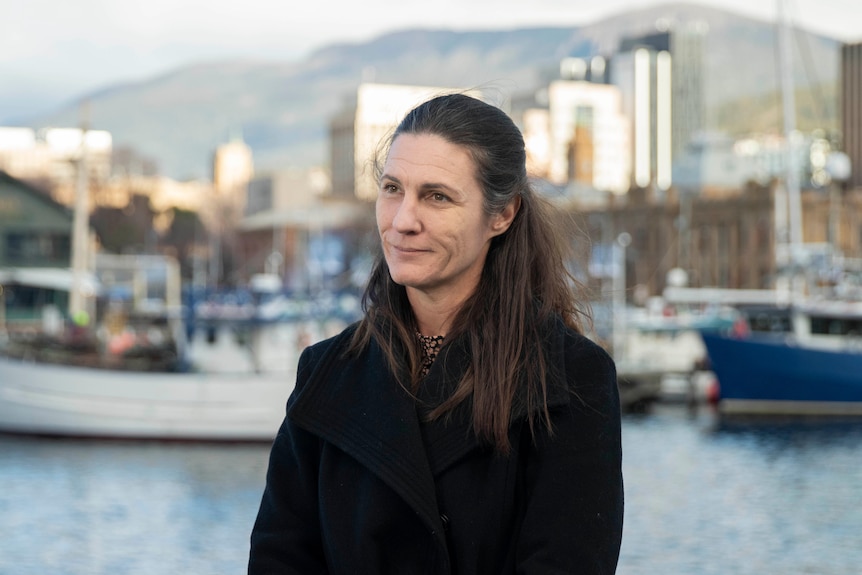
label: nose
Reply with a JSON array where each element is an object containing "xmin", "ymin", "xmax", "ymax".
[{"xmin": 391, "ymin": 193, "xmax": 421, "ymax": 233}]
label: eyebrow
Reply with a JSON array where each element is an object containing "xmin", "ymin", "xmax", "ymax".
[{"xmin": 379, "ymin": 174, "xmax": 462, "ymax": 196}]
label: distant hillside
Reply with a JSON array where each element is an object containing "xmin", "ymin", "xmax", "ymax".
[
  {"xmin": 713, "ymin": 82, "xmax": 838, "ymax": 136},
  {"xmin": 22, "ymin": 2, "xmax": 840, "ymax": 180}
]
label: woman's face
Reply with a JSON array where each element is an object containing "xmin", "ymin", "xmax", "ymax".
[{"xmin": 376, "ymin": 133, "xmax": 515, "ymax": 304}]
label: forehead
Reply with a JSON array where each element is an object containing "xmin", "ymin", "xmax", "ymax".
[{"xmin": 384, "ymin": 133, "xmax": 478, "ymax": 181}]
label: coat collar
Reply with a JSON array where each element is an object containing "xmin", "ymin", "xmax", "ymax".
[
  {"xmin": 415, "ymin": 323, "xmax": 574, "ymax": 471},
  {"xmin": 287, "ymin": 328, "xmax": 449, "ymax": 537},
  {"xmin": 287, "ymin": 318, "xmax": 573, "ymax": 536}
]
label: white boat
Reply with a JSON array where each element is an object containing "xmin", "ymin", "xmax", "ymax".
[
  {"xmin": 0, "ymin": 317, "xmax": 354, "ymax": 441},
  {"xmin": 0, "ymin": 253, "xmax": 353, "ymax": 441},
  {"xmin": 0, "ymin": 354, "xmax": 294, "ymax": 441}
]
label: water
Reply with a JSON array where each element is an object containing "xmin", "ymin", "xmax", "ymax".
[
  {"xmin": 0, "ymin": 439, "xmax": 269, "ymax": 575},
  {"xmin": 1, "ymin": 405, "xmax": 860, "ymax": 575},
  {"xmin": 618, "ymin": 407, "xmax": 862, "ymax": 575}
]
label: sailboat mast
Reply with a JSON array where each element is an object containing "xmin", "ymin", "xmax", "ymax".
[
  {"xmin": 69, "ymin": 102, "xmax": 91, "ymax": 320},
  {"xmin": 777, "ymin": 0, "xmax": 803, "ymax": 258}
]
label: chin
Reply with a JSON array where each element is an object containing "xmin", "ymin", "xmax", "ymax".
[
  {"xmin": 389, "ymin": 274, "xmax": 424, "ymax": 289},
  {"xmin": 386, "ymin": 263, "xmax": 421, "ymax": 285}
]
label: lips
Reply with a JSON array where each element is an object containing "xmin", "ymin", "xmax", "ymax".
[{"xmin": 385, "ymin": 239, "xmax": 430, "ymax": 254}]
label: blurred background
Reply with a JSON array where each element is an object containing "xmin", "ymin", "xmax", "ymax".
[{"xmin": 1, "ymin": 1, "xmax": 861, "ymax": 573}]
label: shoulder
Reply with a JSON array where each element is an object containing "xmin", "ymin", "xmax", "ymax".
[
  {"xmin": 545, "ymin": 314, "xmax": 615, "ymax": 374},
  {"xmin": 548, "ymin": 316, "xmax": 618, "ymax": 411},
  {"xmin": 560, "ymin": 322, "xmax": 615, "ymax": 380},
  {"xmin": 293, "ymin": 322, "xmax": 360, "ymax": 393}
]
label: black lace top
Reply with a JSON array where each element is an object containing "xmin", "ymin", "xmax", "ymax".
[{"xmin": 416, "ymin": 333, "xmax": 445, "ymax": 377}]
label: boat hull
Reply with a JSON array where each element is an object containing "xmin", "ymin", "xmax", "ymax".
[
  {"xmin": 701, "ymin": 332, "xmax": 862, "ymax": 415},
  {"xmin": 0, "ymin": 356, "xmax": 294, "ymax": 441}
]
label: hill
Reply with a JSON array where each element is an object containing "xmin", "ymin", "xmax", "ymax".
[{"xmin": 19, "ymin": 2, "xmax": 840, "ymax": 180}]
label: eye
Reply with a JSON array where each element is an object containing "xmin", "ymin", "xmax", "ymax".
[
  {"xmin": 380, "ymin": 182, "xmax": 400, "ymax": 194},
  {"xmin": 429, "ymin": 192, "xmax": 450, "ymax": 203}
]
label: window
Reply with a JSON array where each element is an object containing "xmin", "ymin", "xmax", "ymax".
[
  {"xmin": 810, "ymin": 316, "xmax": 862, "ymax": 336},
  {"xmin": 4, "ymin": 232, "xmax": 71, "ymax": 265}
]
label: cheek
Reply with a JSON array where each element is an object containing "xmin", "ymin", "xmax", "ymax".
[
  {"xmin": 375, "ymin": 202, "xmax": 388, "ymax": 232},
  {"xmin": 458, "ymin": 218, "xmax": 495, "ymax": 250}
]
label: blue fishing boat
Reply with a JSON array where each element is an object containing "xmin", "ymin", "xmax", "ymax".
[
  {"xmin": 701, "ymin": 302, "xmax": 862, "ymax": 415},
  {"xmin": 699, "ymin": 0, "xmax": 862, "ymax": 417}
]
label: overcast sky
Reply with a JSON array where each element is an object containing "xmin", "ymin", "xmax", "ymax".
[{"xmin": 1, "ymin": 0, "xmax": 860, "ymax": 120}]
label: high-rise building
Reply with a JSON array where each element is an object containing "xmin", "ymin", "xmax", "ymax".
[
  {"xmin": 842, "ymin": 41, "xmax": 862, "ymax": 189},
  {"xmin": 611, "ymin": 25, "xmax": 706, "ymax": 191},
  {"xmin": 611, "ymin": 45, "xmax": 672, "ymax": 190},
  {"xmin": 329, "ymin": 83, "xmax": 479, "ymax": 201}
]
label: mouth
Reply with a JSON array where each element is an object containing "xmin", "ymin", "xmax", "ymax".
[
  {"xmin": 387, "ymin": 241, "xmax": 429, "ymax": 254},
  {"xmin": 393, "ymin": 246, "xmax": 426, "ymax": 253}
]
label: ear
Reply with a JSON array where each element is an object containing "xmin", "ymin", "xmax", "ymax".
[{"xmin": 489, "ymin": 195, "xmax": 521, "ymax": 236}]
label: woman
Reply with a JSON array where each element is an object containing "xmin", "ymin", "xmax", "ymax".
[{"xmin": 249, "ymin": 93, "xmax": 624, "ymax": 574}]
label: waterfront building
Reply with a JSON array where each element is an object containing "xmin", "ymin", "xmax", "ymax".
[
  {"xmin": 0, "ymin": 171, "xmax": 75, "ymax": 270},
  {"xmin": 0, "ymin": 171, "xmax": 92, "ymax": 323},
  {"xmin": 577, "ymin": 183, "xmax": 862, "ymax": 301}
]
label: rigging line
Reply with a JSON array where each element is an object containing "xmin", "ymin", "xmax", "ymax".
[
  {"xmin": 787, "ymin": 0, "xmax": 831, "ymax": 130},
  {"xmin": 771, "ymin": 10, "xmax": 786, "ymax": 134}
]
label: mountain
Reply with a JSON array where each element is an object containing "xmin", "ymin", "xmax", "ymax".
[{"xmin": 15, "ymin": 2, "xmax": 841, "ymax": 180}]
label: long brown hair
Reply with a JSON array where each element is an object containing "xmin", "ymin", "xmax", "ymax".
[{"xmin": 349, "ymin": 93, "xmax": 590, "ymax": 453}]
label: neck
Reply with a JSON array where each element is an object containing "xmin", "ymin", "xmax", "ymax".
[{"xmin": 407, "ymin": 288, "xmax": 468, "ymax": 336}]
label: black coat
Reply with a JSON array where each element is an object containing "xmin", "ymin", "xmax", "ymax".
[{"xmin": 249, "ymin": 318, "xmax": 624, "ymax": 574}]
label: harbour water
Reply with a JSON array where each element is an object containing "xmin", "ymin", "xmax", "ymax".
[{"xmin": 1, "ymin": 404, "xmax": 861, "ymax": 575}]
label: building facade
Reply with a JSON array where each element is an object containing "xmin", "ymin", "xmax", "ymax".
[
  {"xmin": 0, "ymin": 171, "xmax": 80, "ymax": 323},
  {"xmin": 579, "ymin": 184, "xmax": 862, "ymax": 301},
  {"xmin": 0, "ymin": 171, "xmax": 74, "ymax": 269},
  {"xmin": 842, "ymin": 41, "xmax": 862, "ymax": 190},
  {"xmin": 545, "ymin": 81, "xmax": 631, "ymax": 194}
]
